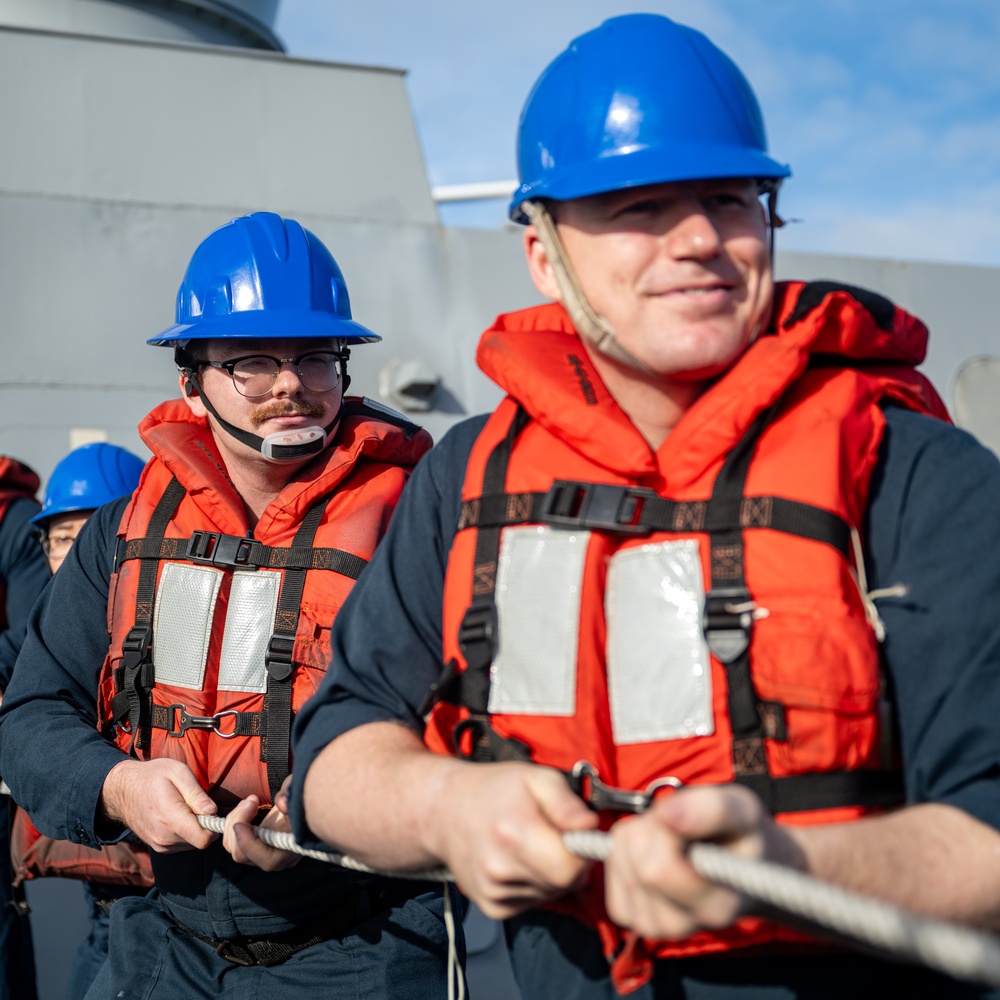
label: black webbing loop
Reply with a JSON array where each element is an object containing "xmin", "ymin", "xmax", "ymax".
[
  {"xmin": 116, "ymin": 477, "xmax": 186, "ymax": 755},
  {"xmin": 425, "ymin": 407, "xmax": 533, "ymax": 765},
  {"xmin": 260, "ymin": 494, "xmax": 334, "ymax": 803},
  {"xmin": 453, "ymin": 406, "xmax": 528, "ymax": 713},
  {"xmin": 454, "ymin": 603, "xmax": 498, "ymax": 713},
  {"xmin": 703, "ymin": 406, "xmax": 782, "ymax": 812}
]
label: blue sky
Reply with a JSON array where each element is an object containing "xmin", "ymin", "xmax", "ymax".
[{"xmin": 274, "ymin": 1, "xmax": 1000, "ymax": 267}]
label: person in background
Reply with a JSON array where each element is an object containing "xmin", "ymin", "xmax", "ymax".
[
  {"xmin": 0, "ymin": 455, "xmax": 47, "ymax": 1000},
  {"xmin": 15, "ymin": 442, "xmax": 152, "ymax": 1000},
  {"xmin": 31, "ymin": 443, "xmax": 146, "ymax": 572},
  {"xmin": 290, "ymin": 13, "xmax": 1000, "ymax": 1000},
  {"xmin": 0, "ymin": 211, "xmax": 450, "ymax": 1000}
]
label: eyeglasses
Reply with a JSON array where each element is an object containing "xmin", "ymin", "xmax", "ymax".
[
  {"xmin": 196, "ymin": 351, "xmax": 345, "ymax": 398},
  {"xmin": 40, "ymin": 533, "xmax": 78, "ymax": 558}
]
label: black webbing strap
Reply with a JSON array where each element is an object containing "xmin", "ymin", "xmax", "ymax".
[
  {"xmin": 458, "ymin": 488, "xmax": 850, "ymax": 558},
  {"xmin": 439, "ymin": 408, "xmax": 532, "ymax": 762},
  {"xmin": 149, "ymin": 704, "xmax": 262, "ymax": 739},
  {"xmin": 570, "ymin": 766, "xmax": 903, "ymax": 818},
  {"xmin": 768, "ymin": 768, "xmax": 903, "ymax": 814},
  {"xmin": 117, "ymin": 532, "xmax": 367, "ymax": 581},
  {"xmin": 261, "ymin": 494, "xmax": 334, "ymax": 802},
  {"xmin": 702, "ymin": 407, "xmax": 781, "ymax": 813},
  {"xmin": 111, "ymin": 477, "xmax": 186, "ymax": 755}
]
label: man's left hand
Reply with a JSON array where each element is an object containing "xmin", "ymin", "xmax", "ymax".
[
  {"xmin": 604, "ymin": 784, "xmax": 800, "ymax": 940},
  {"xmin": 222, "ymin": 777, "xmax": 301, "ymax": 871}
]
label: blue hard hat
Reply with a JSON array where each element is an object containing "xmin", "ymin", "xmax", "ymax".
[
  {"xmin": 509, "ymin": 13, "xmax": 791, "ymax": 224},
  {"xmin": 148, "ymin": 212, "xmax": 381, "ymax": 345},
  {"xmin": 31, "ymin": 443, "xmax": 146, "ymax": 526}
]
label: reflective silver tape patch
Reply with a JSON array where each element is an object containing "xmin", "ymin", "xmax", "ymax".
[
  {"xmin": 488, "ymin": 526, "xmax": 590, "ymax": 717},
  {"xmin": 218, "ymin": 570, "xmax": 282, "ymax": 694},
  {"xmin": 152, "ymin": 563, "xmax": 223, "ymax": 690},
  {"xmin": 606, "ymin": 540, "xmax": 714, "ymax": 744}
]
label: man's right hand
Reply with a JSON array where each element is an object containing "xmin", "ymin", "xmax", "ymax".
[
  {"xmin": 303, "ymin": 723, "xmax": 597, "ymax": 919},
  {"xmin": 429, "ymin": 761, "xmax": 598, "ymax": 919},
  {"xmin": 100, "ymin": 758, "xmax": 218, "ymax": 853}
]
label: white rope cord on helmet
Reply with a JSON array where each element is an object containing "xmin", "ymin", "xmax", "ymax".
[{"xmin": 198, "ymin": 814, "xmax": 1000, "ymax": 988}]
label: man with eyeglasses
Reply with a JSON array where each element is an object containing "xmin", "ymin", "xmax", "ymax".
[{"xmin": 0, "ymin": 213, "xmax": 448, "ymax": 1000}]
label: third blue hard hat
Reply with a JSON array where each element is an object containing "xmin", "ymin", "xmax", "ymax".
[
  {"xmin": 31, "ymin": 443, "xmax": 146, "ymax": 526},
  {"xmin": 509, "ymin": 13, "xmax": 791, "ymax": 223},
  {"xmin": 148, "ymin": 212, "xmax": 381, "ymax": 346}
]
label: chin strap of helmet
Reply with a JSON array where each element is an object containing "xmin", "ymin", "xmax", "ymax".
[
  {"xmin": 522, "ymin": 200, "xmax": 656, "ymax": 375},
  {"xmin": 182, "ymin": 368, "xmax": 348, "ymax": 465}
]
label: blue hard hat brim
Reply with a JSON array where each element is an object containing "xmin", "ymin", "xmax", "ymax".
[
  {"xmin": 30, "ymin": 503, "xmax": 98, "ymax": 527},
  {"xmin": 510, "ymin": 143, "xmax": 791, "ymax": 223},
  {"xmin": 148, "ymin": 310, "xmax": 381, "ymax": 346}
]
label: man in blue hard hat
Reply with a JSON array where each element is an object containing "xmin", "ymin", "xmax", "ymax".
[
  {"xmin": 12, "ymin": 442, "xmax": 152, "ymax": 1000},
  {"xmin": 290, "ymin": 13, "xmax": 1000, "ymax": 1000},
  {"xmin": 0, "ymin": 213, "xmax": 452, "ymax": 1000},
  {"xmin": 0, "ymin": 455, "xmax": 49, "ymax": 1000}
]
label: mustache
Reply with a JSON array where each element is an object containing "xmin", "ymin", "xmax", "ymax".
[{"xmin": 249, "ymin": 400, "xmax": 327, "ymax": 429}]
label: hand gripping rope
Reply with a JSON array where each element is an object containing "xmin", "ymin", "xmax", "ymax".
[{"xmin": 197, "ymin": 815, "xmax": 1000, "ymax": 989}]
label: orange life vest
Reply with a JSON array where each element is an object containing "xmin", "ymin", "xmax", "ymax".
[
  {"xmin": 97, "ymin": 396, "xmax": 431, "ymax": 810},
  {"xmin": 424, "ymin": 282, "xmax": 949, "ymax": 991}
]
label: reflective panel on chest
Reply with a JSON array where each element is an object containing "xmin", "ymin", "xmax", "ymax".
[
  {"xmin": 491, "ymin": 525, "xmax": 714, "ymax": 744},
  {"xmin": 152, "ymin": 563, "xmax": 283, "ymax": 694}
]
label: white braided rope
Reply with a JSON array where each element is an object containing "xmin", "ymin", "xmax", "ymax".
[
  {"xmin": 565, "ymin": 830, "xmax": 1000, "ymax": 987},
  {"xmin": 197, "ymin": 814, "xmax": 451, "ymax": 880},
  {"xmin": 199, "ymin": 815, "xmax": 1000, "ymax": 986}
]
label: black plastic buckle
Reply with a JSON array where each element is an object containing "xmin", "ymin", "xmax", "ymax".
[
  {"xmin": 120, "ymin": 625, "xmax": 152, "ymax": 671},
  {"xmin": 185, "ymin": 531, "xmax": 257, "ymax": 570},
  {"xmin": 541, "ymin": 481, "xmax": 656, "ymax": 534},
  {"xmin": 703, "ymin": 587, "xmax": 754, "ymax": 664},
  {"xmin": 568, "ymin": 761, "xmax": 682, "ymax": 814},
  {"xmin": 165, "ymin": 704, "xmax": 239, "ymax": 739},
  {"xmin": 457, "ymin": 603, "xmax": 498, "ymax": 673},
  {"xmin": 266, "ymin": 635, "xmax": 295, "ymax": 681}
]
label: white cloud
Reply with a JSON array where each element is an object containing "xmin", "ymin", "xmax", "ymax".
[{"xmin": 778, "ymin": 184, "xmax": 1000, "ymax": 265}]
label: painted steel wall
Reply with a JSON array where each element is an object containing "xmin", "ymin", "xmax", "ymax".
[{"xmin": 0, "ymin": 0, "xmax": 283, "ymax": 49}]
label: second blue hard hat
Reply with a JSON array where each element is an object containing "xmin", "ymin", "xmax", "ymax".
[
  {"xmin": 148, "ymin": 212, "xmax": 381, "ymax": 346},
  {"xmin": 509, "ymin": 13, "xmax": 791, "ymax": 223},
  {"xmin": 31, "ymin": 443, "xmax": 146, "ymax": 526}
]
